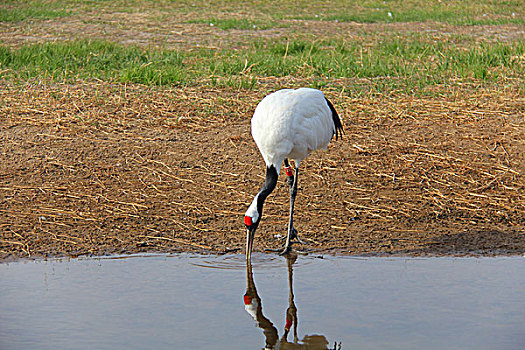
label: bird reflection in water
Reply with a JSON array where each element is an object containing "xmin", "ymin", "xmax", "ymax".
[{"xmin": 244, "ymin": 254, "xmax": 340, "ymax": 350}]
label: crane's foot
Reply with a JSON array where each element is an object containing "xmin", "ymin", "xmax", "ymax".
[
  {"xmin": 278, "ymin": 227, "xmax": 305, "ymax": 246},
  {"xmin": 278, "ymin": 245, "xmax": 310, "ymax": 256},
  {"xmin": 266, "ymin": 227, "xmax": 311, "ymax": 255},
  {"xmin": 266, "ymin": 242, "xmax": 309, "ymax": 256},
  {"xmin": 278, "ymin": 227, "xmax": 308, "ymax": 255},
  {"xmin": 279, "ymin": 245, "xmax": 292, "ymax": 256}
]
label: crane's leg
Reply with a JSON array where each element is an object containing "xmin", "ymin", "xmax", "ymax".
[
  {"xmin": 281, "ymin": 165, "xmax": 303, "ymax": 255},
  {"xmin": 284, "ymin": 161, "xmax": 305, "ymax": 245}
]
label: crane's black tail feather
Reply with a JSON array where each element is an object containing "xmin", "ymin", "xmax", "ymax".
[{"xmin": 325, "ymin": 97, "xmax": 344, "ymax": 141}]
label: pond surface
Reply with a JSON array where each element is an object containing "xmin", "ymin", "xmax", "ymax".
[{"xmin": 1, "ymin": 254, "xmax": 524, "ymax": 350}]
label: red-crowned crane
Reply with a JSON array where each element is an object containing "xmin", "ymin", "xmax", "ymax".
[{"xmin": 244, "ymin": 88, "xmax": 343, "ymax": 259}]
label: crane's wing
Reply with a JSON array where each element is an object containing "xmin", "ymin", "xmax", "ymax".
[{"xmin": 324, "ymin": 97, "xmax": 344, "ymax": 141}]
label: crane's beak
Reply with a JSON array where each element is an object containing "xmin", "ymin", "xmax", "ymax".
[{"xmin": 246, "ymin": 227, "xmax": 255, "ymax": 260}]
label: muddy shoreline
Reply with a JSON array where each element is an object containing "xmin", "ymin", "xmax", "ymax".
[{"xmin": 1, "ymin": 82, "xmax": 524, "ymax": 261}]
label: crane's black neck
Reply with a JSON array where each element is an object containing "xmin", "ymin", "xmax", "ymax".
[{"xmin": 256, "ymin": 165, "xmax": 278, "ymax": 215}]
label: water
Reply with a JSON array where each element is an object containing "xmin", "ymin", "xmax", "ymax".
[{"xmin": 1, "ymin": 254, "xmax": 524, "ymax": 350}]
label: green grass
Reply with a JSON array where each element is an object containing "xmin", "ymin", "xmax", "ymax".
[
  {"xmin": 291, "ymin": 3, "xmax": 524, "ymax": 25},
  {"xmin": 1, "ymin": 1, "xmax": 523, "ymax": 97},
  {"xmin": 1, "ymin": 0, "xmax": 523, "ymax": 25},
  {"xmin": 183, "ymin": 0, "xmax": 525, "ymax": 27},
  {"xmin": 319, "ymin": 11, "xmax": 525, "ymax": 26},
  {"xmin": 0, "ymin": 41, "xmax": 188, "ymax": 85},
  {"xmin": 1, "ymin": 37, "xmax": 523, "ymax": 93},
  {"xmin": 0, "ymin": 1, "xmax": 72, "ymax": 22},
  {"xmin": 247, "ymin": 0, "xmax": 525, "ymax": 25},
  {"xmin": 209, "ymin": 37, "xmax": 525, "ymax": 81}
]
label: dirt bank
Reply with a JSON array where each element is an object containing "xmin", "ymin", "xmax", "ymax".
[{"xmin": 1, "ymin": 81, "xmax": 524, "ymax": 260}]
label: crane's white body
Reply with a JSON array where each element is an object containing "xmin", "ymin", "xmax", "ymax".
[
  {"xmin": 251, "ymin": 88, "xmax": 335, "ymax": 172},
  {"xmin": 244, "ymin": 87, "xmax": 342, "ymax": 259}
]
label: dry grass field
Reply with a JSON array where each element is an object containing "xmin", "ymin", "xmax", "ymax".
[{"xmin": 1, "ymin": 0, "xmax": 524, "ymax": 260}]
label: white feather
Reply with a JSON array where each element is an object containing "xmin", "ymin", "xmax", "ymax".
[
  {"xmin": 251, "ymin": 88, "xmax": 335, "ymax": 172},
  {"xmin": 246, "ymin": 193, "xmax": 260, "ymax": 223}
]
